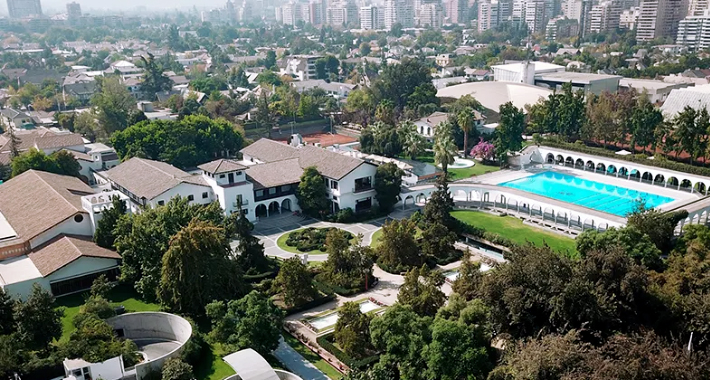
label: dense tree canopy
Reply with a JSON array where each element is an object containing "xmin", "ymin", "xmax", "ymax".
[
  {"xmin": 11, "ymin": 149, "xmax": 81, "ymax": 178},
  {"xmin": 295, "ymin": 166, "xmax": 330, "ymax": 217},
  {"xmin": 94, "ymin": 195, "xmax": 127, "ymax": 249},
  {"xmin": 374, "ymin": 162, "xmax": 403, "ymax": 213},
  {"xmin": 111, "ymin": 115, "xmax": 244, "ymax": 169}
]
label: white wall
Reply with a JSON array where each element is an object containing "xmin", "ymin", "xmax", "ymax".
[
  {"xmin": 29, "ymin": 213, "xmax": 93, "ymax": 249},
  {"xmin": 147, "ymin": 183, "xmax": 214, "ymax": 209},
  {"xmin": 48, "ymin": 256, "xmax": 119, "ymax": 283},
  {"xmin": 333, "ymin": 163, "xmax": 379, "ymax": 211},
  {"xmin": 2, "ymin": 277, "xmax": 50, "ymax": 300}
]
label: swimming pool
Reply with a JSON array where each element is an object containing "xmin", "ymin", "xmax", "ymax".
[{"xmin": 499, "ymin": 171, "xmax": 675, "ymax": 217}]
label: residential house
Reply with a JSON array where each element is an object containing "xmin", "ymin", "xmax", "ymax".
[
  {"xmin": 0, "ymin": 170, "xmax": 122, "ymax": 299},
  {"xmin": 0, "ymin": 108, "xmax": 34, "ymax": 129},
  {"xmin": 290, "ymin": 79, "xmax": 357, "ymax": 98},
  {"xmin": 414, "ymin": 111, "xmax": 450, "ymax": 142},
  {"xmin": 279, "ymin": 55, "xmax": 322, "ymax": 81},
  {"xmin": 101, "ymin": 137, "xmax": 381, "ymax": 221},
  {"xmin": 435, "ymin": 54, "xmax": 452, "ymax": 67}
]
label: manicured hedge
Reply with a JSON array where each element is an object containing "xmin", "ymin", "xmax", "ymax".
[
  {"xmin": 540, "ymin": 140, "xmax": 710, "ymax": 177},
  {"xmin": 286, "ymin": 227, "xmax": 354, "ymax": 252},
  {"xmin": 283, "ymin": 291, "xmax": 336, "ymax": 316},
  {"xmin": 316, "ymin": 332, "xmax": 379, "ymax": 369}
]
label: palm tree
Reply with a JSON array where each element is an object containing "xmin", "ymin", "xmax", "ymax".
[
  {"xmin": 398, "ymin": 120, "xmax": 426, "ymax": 159},
  {"xmin": 434, "ymin": 135, "xmax": 456, "ymax": 173},
  {"xmin": 457, "ymin": 107, "xmax": 476, "ymax": 158}
]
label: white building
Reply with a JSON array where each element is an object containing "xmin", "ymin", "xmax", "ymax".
[
  {"xmin": 491, "ymin": 61, "xmax": 565, "ymax": 84},
  {"xmin": 478, "ymin": 0, "xmax": 501, "ymax": 32},
  {"xmin": 100, "ymin": 138, "xmax": 380, "ymax": 221},
  {"xmin": 384, "ymin": 0, "xmax": 415, "ymax": 29},
  {"xmin": 360, "ymin": 5, "xmax": 381, "ymax": 29},
  {"xmin": 418, "ymin": 2, "xmax": 444, "ymax": 27},
  {"xmin": 563, "ymin": 0, "xmax": 583, "ymax": 20},
  {"xmin": 0, "ymin": 170, "xmax": 122, "ymax": 299},
  {"xmin": 677, "ymin": 10, "xmax": 710, "ymax": 50},
  {"xmin": 588, "ymin": 1, "xmax": 621, "ymax": 34},
  {"xmin": 619, "ymin": 7, "xmax": 639, "ymax": 29},
  {"xmin": 279, "ymin": 55, "xmax": 322, "ymax": 81}
]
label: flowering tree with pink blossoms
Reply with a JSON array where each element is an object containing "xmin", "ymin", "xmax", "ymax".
[{"xmin": 470, "ymin": 138, "xmax": 496, "ymax": 163}]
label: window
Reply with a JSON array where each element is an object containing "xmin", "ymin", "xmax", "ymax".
[
  {"xmin": 220, "ymin": 174, "xmax": 226, "ymax": 179},
  {"xmin": 331, "ymin": 180, "xmax": 338, "ymax": 190},
  {"xmin": 281, "ymin": 185, "xmax": 291, "ymax": 192},
  {"xmin": 74, "ymin": 214, "xmax": 84, "ymax": 223},
  {"xmin": 158, "ymin": 200, "xmax": 165, "ymax": 206},
  {"xmin": 268, "ymin": 188, "xmax": 276, "ymax": 195},
  {"xmin": 202, "ymin": 192, "xmax": 209, "ymax": 199},
  {"xmin": 255, "ymin": 190, "xmax": 264, "ymax": 197},
  {"xmin": 187, "ymin": 195, "xmax": 195, "ymax": 201},
  {"xmin": 332, "ymin": 196, "xmax": 338, "ymax": 201}
]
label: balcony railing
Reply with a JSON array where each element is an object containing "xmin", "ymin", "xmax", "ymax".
[
  {"xmin": 232, "ymin": 199, "xmax": 249, "ymax": 207},
  {"xmin": 353, "ymin": 185, "xmax": 373, "ymax": 193}
]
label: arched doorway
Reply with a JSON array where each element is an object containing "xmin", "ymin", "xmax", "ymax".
[
  {"xmin": 268, "ymin": 201, "xmax": 280, "ymax": 215},
  {"xmin": 281, "ymin": 198, "xmax": 292, "ymax": 212},
  {"xmin": 255, "ymin": 204, "xmax": 267, "ymax": 218},
  {"xmin": 585, "ymin": 160, "xmax": 595, "ymax": 170},
  {"xmin": 575, "ymin": 158, "xmax": 584, "ymax": 169},
  {"xmin": 546, "ymin": 153, "xmax": 555, "ymax": 163}
]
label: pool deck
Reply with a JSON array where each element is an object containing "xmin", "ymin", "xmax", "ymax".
[{"xmin": 477, "ymin": 167, "xmax": 698, "ymax": 212}]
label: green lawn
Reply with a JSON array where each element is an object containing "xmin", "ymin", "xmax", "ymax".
[
  {"xmin": 413, "ymin": 153, "xmax": 500, "ymax": 180},
  {"xmin": 193, "ymin": 343, "xmax": 236, "ymax": 380},
  {"xmin": 451, "ymin": 210, "xmax": 578, "ymax": 256},
  {"xmin": 55, "ymin": 285, "xmax": 161, "ymax": 342},
  {"xmin": 370, "ymin": 229, "xmax": 383, "ymax": 248},
  {"xmin": 282, "ymin": 333, "xmax": 343, "ymax": 380}
]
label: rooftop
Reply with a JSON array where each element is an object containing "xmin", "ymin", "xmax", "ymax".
[
  {"xmin": 661, "ymin": 84, "xmax": 710, "ymax": 117},
  {"xmin": 534, "ymin": 71, "xmax": 623, "ymax": 84},
  {"xmin": 437, "ymin": 82, "xmax": 552, "ymax": 113},
  {"xmin": 492, "ymin": 61, "xmax": 565, "ymax": 72},
  {"xmin": 104, "ymin": 157, "xmax": 209, "ymax": 200},
  {"xmin": 245, "ymin": 158, "xmax": 303, "ymax": 190},
  {"xmin": 0, "ymin": 170, "xmax": 94, "ymax": 244},
  {"xmin": 28, "ymin": 235, "xmax": 120, "ymax": 276}
]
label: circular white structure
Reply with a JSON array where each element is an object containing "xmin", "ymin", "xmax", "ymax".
[
  {"xmin": 106, "ymin": 312, "xmax": 192, "ymax": 380},
  {"xmin": 439, "ymin": 157, "xmax": 475, "ymax": 169}
]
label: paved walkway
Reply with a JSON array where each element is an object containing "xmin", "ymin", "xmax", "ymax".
[{"xmin": 273, "ymin": 338, "xmax": 331, "ymax": 380}]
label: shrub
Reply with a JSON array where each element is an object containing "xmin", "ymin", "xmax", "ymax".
[
  {"xmin": 316, "ymin": 332, "xmax": 379, "ymax": 369},
  {"xmin": 286, "ymin": 227, "xmax": 354, "ymax": 252}
]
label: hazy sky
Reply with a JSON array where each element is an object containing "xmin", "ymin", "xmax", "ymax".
[{"xmin": 20, "ymin": 0, "xmax": 235, "ymax": 13}]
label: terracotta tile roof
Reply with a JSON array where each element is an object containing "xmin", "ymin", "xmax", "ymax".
[
  {"xmin": 104, "ymin": 157, "xmax": 209, "ymax": 200},
  {"xmin": 198, "ymin": 159, "xmax": 247, "ymax": 175},
  {"xmin": 245, "ymin": 158, "xmax": 303, "ymax": 190},
  {"xmin": 28, "ymin": 235, "xmax": 120, "ymax": 276},
  {"xmin": 240, "ymin": 139, "xmax": 300, "ymax": 162},
  {"xmin": 0, "ymin": 170, "xmax": 94, "ymax": 242}
]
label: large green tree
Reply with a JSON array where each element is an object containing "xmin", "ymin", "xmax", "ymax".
[
  {"xmin": 322, "ymin": 232, "xmax": 374, "ymax": 289},
  {"xmin": 452, "ymin": 250, "xmax": 484, "ymax": 300},
  {"xmin": 376, "ymin": 218, "xmax": 422, "ymax": 273},
  {"xmin": 111, "ymin": 115, "xmax": 244, "ymax": 169},
  {"xmin": 295, "ymin": 166, "xmax": 330, "ymax": 217},
  {"xmin": 91, "ymin": 76, "xmax": 136, "ymax": 137},
  {"xmin": 158, "ymin": 220, "xmax": 245, "ymax": 316},
  {"xmin": 494, "ymin": 102, "xmax": 525, "ymax": 162},
  {"xmin": 273, "ymin": 257, "xmax": 317, "ymax": 307},
  {"xmin": 398, "ymin": 265, "xmax": 446, "ymax": 317},
  {"xmin": 206, "ymin": 291, "xmax": 284, "ymax": 356},
  {"xmin": 114, "ymin": 197, "xmax": 225, "ymax": 300},
  {"xmin": 370, "ymin": 304, "xmax": 431, "ymax": 379},
  {"xmin": 335, "ymin": 301, "xmax": 372, "ymax": 358},
  {"xmin": 139, "ymin": 53, "xmax": 173, "ymax": 100},
  {"xmin": 14, "ymin": 284, "xmax": 63, "ymax": 351},
  {"xmin": 11, "ymin": 149, "xmax": 81, "ymax": 178},
  {"xmin": 228, "ymin": 202, "xmax": 267, "ymax": 273},
  {"xmin": 374, "ymin": 162, "xmax": 403, "ymax": 213},
  {"xmin": 94, "ymin": 195, "xmax": 127, "ymax": 249}
]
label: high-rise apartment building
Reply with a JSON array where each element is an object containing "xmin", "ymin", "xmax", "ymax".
[
  {"xmin": 619, "ymin": 6, "xmax": 639, "ymax": 28},
  {"xmin": 524, "ymin": 0, "xmax": 548, "ymax": 33},
  {"xmin": 445, "ymin": 0, "xmax": 467, "ymax": 23},
  {"xmin": 66, "ymin": 1, "xmax": 81, "ymax": 20},
  {"xmin": 279, "ymin": 1, "xmax": 304, "ymax": 25},
  {"xmin": 636, "ymin": 0, "xmax": 690, "ymax": 41},
  {"xmin": 384, "ymin": 0, "xmax": 414, "ymax": 29},
  {"xmin": 588, "ymin": 0, "xmax": 621, "ymax": 33},
  {"xmin": 562, "ymin": 0, "xmax": 583, "ymax": 19},
  {"xmin": 360, "ymin": 5, "xmax": 380, "ymax": 29},
  {"xmin": 326, "ymin": 1, "xmax": 358, "ymax": 26},
  {"xmin": 418, "ymin": 2, "xmax": 444, "ymax": 26},
  {"xmin": 478, "ymin": 0, "xmax": 499, "ymax": 31},
  {"xmin": 687, "ymin": 0, "xmax": 709, "ymax": 16},
  {"xmin": 677, "ymin": 10, "xmax": 710, "ymax": 49},
  {"xmin": 7, "ymin": 0, "xmax": 42, "ymax": 18},
  {"xmin": 309, "ymin": 0, "xmax": 324, "ymax": 25}
]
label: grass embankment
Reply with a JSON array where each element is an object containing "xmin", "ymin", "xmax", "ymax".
[
  {"xmin": 413, "ymin": 152, "xmax": 500, "ymax": 180},
  {"xmin": 451, "ymin": 210, "xmax": 578, "ymax": 256},
  {"xmin": 281, "ymin": 332, "xmax": 343, "ymax": 380}
]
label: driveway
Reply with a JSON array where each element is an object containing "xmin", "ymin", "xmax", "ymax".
[{"xmin": 273, "ymin": 338, "xmax": 331, "ymax": 380}]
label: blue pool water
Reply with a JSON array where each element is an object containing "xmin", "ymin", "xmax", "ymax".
[{"xmin": 499, "ymin": 171, "xmax": 675, "ymax": 217}]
